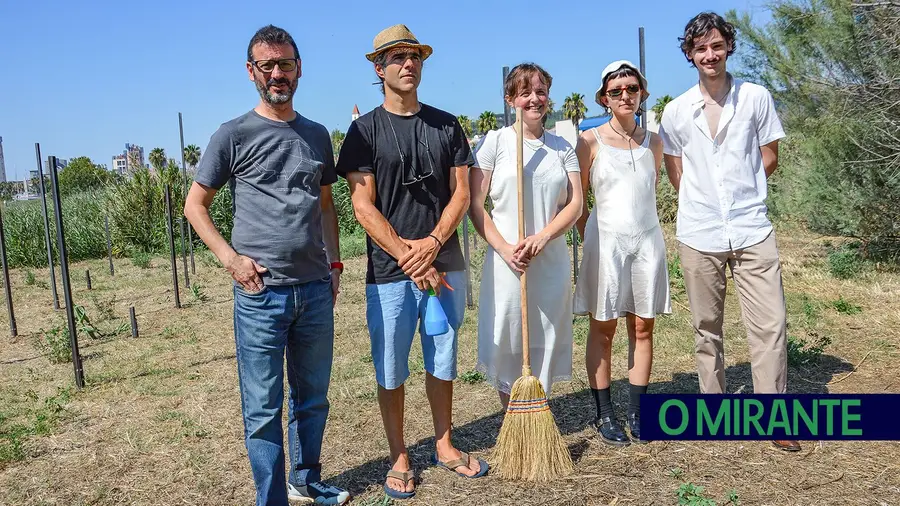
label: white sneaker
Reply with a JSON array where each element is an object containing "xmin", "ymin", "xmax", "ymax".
[{"xmin": 288, "ymin": 482, "xmax": 350, "ymax": 505}]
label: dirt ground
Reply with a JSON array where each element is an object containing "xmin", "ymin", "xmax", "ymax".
[{"xmin": 1, "ymin": 222, "xmax": 898, "ymax": 505}]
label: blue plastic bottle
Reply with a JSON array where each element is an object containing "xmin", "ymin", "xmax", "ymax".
[{"xmin": 423, "ymin": 287, "xmax": 449, "ymax": 336}]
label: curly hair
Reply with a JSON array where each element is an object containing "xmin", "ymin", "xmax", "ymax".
[{"xmin": 678, "ymin": 12, "xmax": 737, "ymax": 66}]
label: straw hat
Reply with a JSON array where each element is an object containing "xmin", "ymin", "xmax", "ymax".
[
  {"xmin": 595, "ymin": 60, "xmax": 650, "ymax": 105},
  {"xmin": 365, "ymin": 24, "xmax": 433, "ymax": 62}
]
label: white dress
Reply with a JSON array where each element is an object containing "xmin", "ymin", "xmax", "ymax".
[
  {"xmin": 474, "ymin": 126, "xmax": 578, "ymax": 394},
  {"xmin": 574, "ymin": 128, "xmax": 672, "ymax": 320}
]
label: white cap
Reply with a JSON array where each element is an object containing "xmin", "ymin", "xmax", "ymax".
[{"xmin": 595, "ymin": 60, "xmax": 650, "ymax": 105}]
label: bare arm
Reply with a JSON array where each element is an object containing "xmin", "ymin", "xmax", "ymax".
[
  {"xmin": 468, "ymin": 167, "xmax": 526, "ymax": 273},
  {"xmin": 574, "ymin": 133, "xmax": 595, "ymax": 239},
  {"xmin": 346, "ymin": 171, "xmax": 441, "ymax": 290},
  {"xmin": 761, "ymin": 140, "xmax": 779, "ymax": 178},
  {"xmin": 184, "ymin": 181, "xmax": 267, "ymax": 292},
  {"xmin": 664, "ymin": 154, "xmax": 684, "ymax": 192},
  {"xmin": 650, "ymin": 133, "xmax": 664, "ymax": 188},
  {"xmin": 320, "ymin": 185, "xmax": 341, "ymax": 265}
]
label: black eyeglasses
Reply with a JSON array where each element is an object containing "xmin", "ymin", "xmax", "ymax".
[
  {"xmin": 385, "ymin": 113, "xmax": 436, "ymax": 186},
  {"xmin": 605, "ymin": 84, "xmax": 641, "ymax": 98},
  {"xmin": 251, "ymin": 58, "xmax": 299, "ymax": 73}
]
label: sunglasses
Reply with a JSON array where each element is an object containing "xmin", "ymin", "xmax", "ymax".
[
  {"xmin": 251, "ymin": 58, "xmax": 299, "ymax": 73},
  {"xmin": 605, "ymin": 84, "xmax": 641, "ymax": 98}
]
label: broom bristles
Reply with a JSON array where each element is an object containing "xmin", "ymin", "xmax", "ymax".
[{"xmin": 493, "ymin": 374, "xmax": 574, "ymax": 481}]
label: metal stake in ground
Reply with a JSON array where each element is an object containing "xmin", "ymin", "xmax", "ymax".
[
  {"xmin": 164, "ymin": 184, "xmax": 182, "ymax": 309},
  {"xmin": 0, "ymin": 207, "xmax": 17, "ymax": 337},
  {"xmin": 35, "ymin": 143, "xmax": 60, "ymax": 310},
  {"xmin": 49, "ymin": 156, "xmax": 84, "ymax": 390},
  {"xmin": 179, "ymin": 217, "xmax": 191, "ymax": 288},
  {"xmin": 639, "ymin": 26, "xmax": 647, "ymax": 129},
  {"xmin": 105, "ymin": 213, "xmax": 114, "ymax": 276},
  {"xmin": 179, "ymin": 112, "xmax": 196, "ymax": 274},
  {"xmin": 85, "ymin": 270, "xmax": 92, "ymax": 290},
  {"xmin": 463, "ymin": 214, "xmax": 473, "ymax": 308},
  {"xmin": 129, "ymin": 306, "xmax": 138, "ymax": 338}
]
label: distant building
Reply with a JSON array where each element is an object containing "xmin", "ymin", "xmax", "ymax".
[
  {"xmin": 352, "ymin": 104, "xmax": 360, "ymax": 122},
  {"xmin": 0, "ymin": 136, "xmax": 6, "ymax": 183},
  {"xmin": 112, "ymin": 143, "xmax": 145, "ymax": 175},
  {"xmin": 45, "ymin": 157, "xmax": 68, "ymax": 172}
]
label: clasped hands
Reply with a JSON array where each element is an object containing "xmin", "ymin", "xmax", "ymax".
[
  {"xmin": 500, "ymin": 232, "xmax": 550, "ymax": 274},
  {"xmin": 397, "ymin": 235, "xmax": 446, "ymax": 293}
]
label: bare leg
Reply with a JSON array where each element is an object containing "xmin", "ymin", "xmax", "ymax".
[
  {"xmin": 586, "ymin": 318, "xmax": 618, "ymax": 389},
  {"xmin": 626, "ymin": 313, "xmax": 654, "ymax": 386},
  {"xmin": 378, "ymin": 384, "xmax": 413, "ymax": 494},
  {"xmin": 426, "ymin": 373, "xmax": 481, "ymax": 476},
  {"xmin": 498, "ymin": 390, "xmax": 510, "ymax": 410}
]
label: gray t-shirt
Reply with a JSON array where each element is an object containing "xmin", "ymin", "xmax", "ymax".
[{"xmin": 195, "ymin": 109, "xmax": 337, "ymax": 286}]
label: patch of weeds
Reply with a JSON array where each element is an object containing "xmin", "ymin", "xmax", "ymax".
[
  {"xmin": 155, "ymin": 410, "xmax": 209, "ymax": 439},
  {"xmin": 32, "ymin": 324, "xmax": 72, "ymax": 364},
  {"xmin": 356, "ymin": 390, "xmax": 376, "ymax": 401},
  {"xmin": 676, "ymin": 483, "xmax": 716, "ymax": 506},
  {"xmin": 787, "ymin": 333, "xmax": 832, "ymax": 366},
  {"xmin": 160, "ymin": 326, "xmax": 178, "ymax": 339},
  {"xmin": 360, "ymin": 353, "xmax": 373, "ymax": 364},
  {"xmin": 355, "ymin": 496, "xmax": 394, "ymax": 506},
  {"xmin": 23, "ymin": 270, "xmax": 35, "ymax": 286},
  {"xmin": 828, "ymin": 243, "xmax": 863, "ymax": 279},
  {"xmin": 669, "ymin": 467, "xmax": 684, "ymax": 479},
  {"xmin": 573, "ymin": 317, "xmax": 589, "ymax": 346},
  {"xmin": 831, "ymin": 296, "xmax": 862, "ymax": 315},
  {"xmin": 668, "ymin": 252, "xmax": 685, "ymax": 292},
  {"xmin": 409, "ymin": 354, "xmax": 425, "ymax": 375},
  {"xmin": 0, "ymin": 387, "xmax": 72, "ymax": 464},
  {"xmin": 74, "ymin": 305, "xmax": 102, "ymax": 340},
  {"xmin": 197, "ymin": 249, "xmax": 220, "ymax": 268},
  {"xmin": 131, "ymin": 251, "xmax": 152, "ymax": 269},
  {"xmin": 190, "ymin": 283, "xmax": 208, "ymax": 302},
  {"xmin": 459, "ymin": 370, "xmax": 485, "ymax": 384},
  {"xmin": 90, "ymin": 294, "xmax": 116, "ymax": 322}
]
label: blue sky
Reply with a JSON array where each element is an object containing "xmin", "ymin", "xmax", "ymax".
[{"xmin": 0, "ymin": 0, "xmax": 770, "ymax": 181}]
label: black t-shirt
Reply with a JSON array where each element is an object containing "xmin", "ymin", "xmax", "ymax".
[{"xmin": 336, "ymin": 103, "xmax": 474, "ymax": 284}]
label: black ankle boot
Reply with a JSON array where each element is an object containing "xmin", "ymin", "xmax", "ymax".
[
  {"xmin": 593, "ymin": 415, "xmax": 630, "ymax": 447},
  {"xmin": 626, "ymin": 411, "xmax": 646, "ymax": 444}
]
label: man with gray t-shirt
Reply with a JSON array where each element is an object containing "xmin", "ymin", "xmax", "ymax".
[{"xmin": 184, "ymin": 25, "xmax": 349, "ymax": 506}]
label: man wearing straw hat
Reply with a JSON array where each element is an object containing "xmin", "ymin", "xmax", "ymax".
[
  {"xmin": 337, "ymin": 24, "xmax": 487, "ymax": 500},
  {"xmin": 185, "ymin": 24, "xmax": 350, "ymax": 505}
]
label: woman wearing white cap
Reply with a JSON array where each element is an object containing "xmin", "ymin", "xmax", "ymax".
[{"xmin": 574, "ymin": 60, "xmax": 671, "ymax": 445}]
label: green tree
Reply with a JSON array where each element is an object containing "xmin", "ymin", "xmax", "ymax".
[
  {"xmin": 562, "ymin": 93, "xmax": 587, "ymax": 129},
  {"xmin": 183, "ymin": 144, "xmax": 201, "ymax": 170},
  {"xmin": 149, "ymin": 148, "xmax": 167, "ymax": 173},
  {"xmin": 543, "ymin": 97, "xmax": 555, "ymax": 128},
  {"xmin": 0, "ymin": 182, "xmax": 21, "ymax": 201},
  {"xmin": 477, "ymin": 111, "xmax": 498, "ymax": 134},
  {"xmin": 651, "ymin": 95, "xmax": 674, "ymax": 123},
  {"xmin": 729, "ymin": 0, "xmax": 900, "ymax": 255},
  {"xmin": 457, "ymin": 115, "xmax": 473, "ymax": 138},
  {"xmin": 330, "ymin": 129, "xmax": 346, "ymax": 160},
  {"xmin": 57, "ymin": 156, "xmax": 116, "ymax": 196}
]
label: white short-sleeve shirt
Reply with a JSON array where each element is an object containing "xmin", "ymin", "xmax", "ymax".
[{"xmin": 658, "ymin": 78, "xmax": 785, "ymax": 253}]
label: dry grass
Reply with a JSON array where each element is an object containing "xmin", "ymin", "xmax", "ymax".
[{"xmin": 1, "ymin": 223, "xmax": 899, "ymax": 506}]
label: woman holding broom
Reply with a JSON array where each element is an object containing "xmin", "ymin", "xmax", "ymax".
[
  {"xmin": 469, "ymin": 62, "xmax": 583, "ymax": 409},
  {"xmin": 574, "ymin": 60, "xmax": 671, "ymax": 446}
]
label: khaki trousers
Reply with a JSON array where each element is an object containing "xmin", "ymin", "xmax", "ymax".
[{"xmin": 678, "ymin": 232, "xmax": 788, "ymax": 394}]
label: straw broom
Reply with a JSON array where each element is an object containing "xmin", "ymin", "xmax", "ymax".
[{"xmin": 493, "ymin": 107, "xmax": 574, "ymax": 481}]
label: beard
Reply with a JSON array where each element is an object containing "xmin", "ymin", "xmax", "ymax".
[{"xmin": 255, "ymin": 76, "xmax": 297, "ymax": 104}]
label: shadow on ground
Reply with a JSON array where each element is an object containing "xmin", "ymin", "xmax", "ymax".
[{"xmin": 324, "ymin": 354, "xmax": 854, "ymax": 496}]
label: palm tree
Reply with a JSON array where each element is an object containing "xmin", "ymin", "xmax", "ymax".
[
  {"xmin": 650, "ymin": 95, "xmax": 674, "ymax": 124},
  {"xmin": 562, "ymin": 93, "xmax": 587, "ymax": 130},
  {"xmin": 543, "ymin": 97, "xmax": 556, "ymax": 128},
  {"xmin": 457, "ymin": 115, "xmax": 473, "ymax": 139},
  {"xmin": 149, "ymin": 148, "xmax": 167, "ymax": 173},
  {"xmin": 184, "ymin": 144, "xmax": 201, "ymax": 170},
  {"xmin": 477, "ymin": 111, "xmax": 498, "ymax": 135}
]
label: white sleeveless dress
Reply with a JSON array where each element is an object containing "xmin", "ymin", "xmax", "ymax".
[
  {"xmin": 574, "ymin": 128, "xmax": 672, "ymax": 320},
  {"xmin": 474, "ymin": 126, "xmax": 579, "ymax": 394}
]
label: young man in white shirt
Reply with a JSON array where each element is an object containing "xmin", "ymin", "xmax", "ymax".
[{"xmin": 658, "ymin": 11, "xmax": 801, "ymax": 452}]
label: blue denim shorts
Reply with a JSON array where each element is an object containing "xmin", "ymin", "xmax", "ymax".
[{"xmin": 365, "ymin": 270, "xmax": 467, "ymax": 390}]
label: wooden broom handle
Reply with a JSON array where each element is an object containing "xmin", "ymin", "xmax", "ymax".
[{"xmin": 515, "ymin": 107, "xmax": 531, "ymax": 374}]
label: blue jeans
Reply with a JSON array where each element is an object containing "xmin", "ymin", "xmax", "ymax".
[{"xmin": 233, "ymin": 276, "xmax": 334, "ymax": 506}]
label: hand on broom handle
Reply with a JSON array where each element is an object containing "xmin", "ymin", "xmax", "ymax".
[{"xmin": 515, "ymin": 106, "xmax": 531, "ymax": 377}]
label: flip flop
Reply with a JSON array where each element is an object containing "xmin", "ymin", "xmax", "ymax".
[
  {"xmin": 431, "ymin": 451, "xmax": 489, "ymax": 478},
  {"xmin": 383, "ymin": 469, "xmax": 416, "ymax": 500}
]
